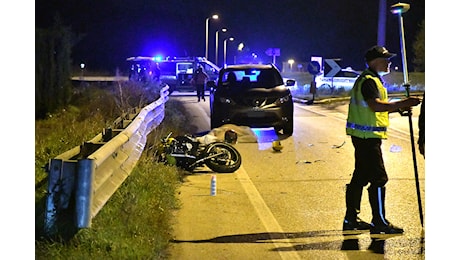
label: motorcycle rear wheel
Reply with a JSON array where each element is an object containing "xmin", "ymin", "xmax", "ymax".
[{"xmin": 204, "ymin": 142, "xmax": 242, "ymax": 173}]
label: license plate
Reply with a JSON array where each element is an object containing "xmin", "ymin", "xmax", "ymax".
[{"xmin": 247, "ymin": 111, "xmax": 266, "ymax": 118}]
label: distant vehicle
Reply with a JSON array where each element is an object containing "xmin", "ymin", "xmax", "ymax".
[
  {"xmin": 315, "ymin": 67, "xmax": 360, "ymax": 91},
  {"xmin": 209, "ymin": 64, "xmax": 295, "ymax": 135},
  {"xmin": 126, "ymin": 56, "xmax": 220, "ymax": 93},
  {"xmin": 283, "ymin": 77, "xmax": 298, "ymax": 90}
]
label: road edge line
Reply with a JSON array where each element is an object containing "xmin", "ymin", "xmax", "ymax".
[{"xmin": 237, "ymin": 166, "xmax": 301, "ymax": 260}]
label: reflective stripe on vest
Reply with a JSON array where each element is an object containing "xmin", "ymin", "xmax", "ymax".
[{"xmin": 346, "ymin": 122, "xmax": 386, "ymax": 132}]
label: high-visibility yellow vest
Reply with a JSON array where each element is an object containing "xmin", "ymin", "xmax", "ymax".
[{"xmin": 346, "ymin": 70, "xmax": 389, "ymax": 139}]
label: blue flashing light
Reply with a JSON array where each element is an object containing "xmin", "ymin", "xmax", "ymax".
[{"xmin": 152, "ymin": 56, "xmax": 163, "ymax": 61}]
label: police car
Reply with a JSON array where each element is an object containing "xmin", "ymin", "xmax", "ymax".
[{"xmin": 315, "ymin": 67, "xmax": 360, "ymax": 91}]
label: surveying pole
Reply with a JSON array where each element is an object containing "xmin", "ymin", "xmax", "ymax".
[{"xmin": 391, "ymin": 2, "xmax": 424, "ymax": 228}]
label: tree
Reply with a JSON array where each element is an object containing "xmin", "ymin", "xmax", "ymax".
[
  {"xmin": 412, "ymin": 19, "xmax": 425, "ymax": 72},
  {"xmin": 35, "ymin": 16, "xmax": 74, "ymax": 119}
]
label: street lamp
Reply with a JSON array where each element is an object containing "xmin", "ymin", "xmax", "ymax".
[
  {"xmin": 235, "ymin": 42, "xmax": 244, "ymax": 64},
  {"xmin": 205, "ymin": 14, "xmax": 218, "ymax": 60},
  {"xmin": 80, "ymin": 63, "xmax": 85, "ymax": 80},
  {"xmin": 288, "ymin": 59, "xmax": 294, "ymax": 71},
  {"xmin": 223, "ymin": 37, "xmax": 234, "ymax": 68},
  {"xmin": 251, "ymin": 53, "xmax": 258, "ymax": 63},
  {"xmin": 215, "ymin": 28, "xmax": 227, "ymax": 66}
]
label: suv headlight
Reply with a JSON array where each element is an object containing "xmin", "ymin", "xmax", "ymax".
[
  {"xmin": 275, "ymin": 94, "xmax": 291, "ymax": 105},
  {"xmin": 219, "ymin": 97, "xmax": 234, "ymax": 104}
]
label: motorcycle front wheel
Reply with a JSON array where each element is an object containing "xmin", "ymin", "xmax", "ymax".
[{"xmin": 204, "ymin": 142, "xmax": 242, "ymax": 173}]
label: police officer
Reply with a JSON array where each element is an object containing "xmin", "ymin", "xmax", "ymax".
[{"xmin": 343, "ymin": 46, "xmax": 421, "ymax": 234}]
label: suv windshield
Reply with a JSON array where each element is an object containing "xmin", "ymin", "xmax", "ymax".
[{"xmin": 219, "ymin": 68, "xmax": 284, "ymax": 89}]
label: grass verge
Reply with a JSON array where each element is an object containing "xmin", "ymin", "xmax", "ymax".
[{"xmin": 35, "ymin": 84, "xmax": 192, "ymax": 258}]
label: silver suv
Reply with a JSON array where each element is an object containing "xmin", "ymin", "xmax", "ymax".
[{"xmin": 209, "ymin": 64, "xmax": 295, "ymax": 135}]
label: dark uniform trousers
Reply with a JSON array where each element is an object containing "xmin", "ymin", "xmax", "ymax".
[
  {"xmin": 345, "ymin": 136, "xmax": 390, "ymax": 225},
  {"xmin": 349, "ymin": 136, "xmax": 388, "ymax": 188}
]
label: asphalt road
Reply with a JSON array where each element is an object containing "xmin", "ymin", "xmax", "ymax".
[{"xmin": 168, "ymin": 94, "xmax": 425, "ymax": 259}]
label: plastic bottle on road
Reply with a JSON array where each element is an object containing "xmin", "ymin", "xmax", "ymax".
[{"xmin": 210, "ymin": 175, "xmax": 217, "ymax": 196}]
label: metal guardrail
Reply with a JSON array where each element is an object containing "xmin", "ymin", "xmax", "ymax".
[{"xmin": 43, "ymin": 86, "xmax": 169, "ymax": 235}]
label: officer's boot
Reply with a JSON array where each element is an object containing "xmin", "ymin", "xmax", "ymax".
[
  {"xmin": 343, "ymin": 184, "xmax": 370, "ymax": 230},
  {"xmin": 368, "ymin": 186, "xmax": 404, "ymax": 234}
]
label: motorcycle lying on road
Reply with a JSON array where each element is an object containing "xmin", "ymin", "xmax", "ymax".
[{"xmin": 157, "ymin": 132, "xmax": 242, "ymax": 173}]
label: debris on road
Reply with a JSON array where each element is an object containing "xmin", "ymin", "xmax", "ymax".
[
  {"xmin": 296, "ymin": 159, "xmax": 325, "ymax": 164},
  {"xmin": 272, "ymin": 141, "xmax": 283, "ymax": 152},
  {"xmin": 390, "ymin": 144, "xmax": 402, "ymax": 153},
  {"xmin": 332, "ymin": 141, "xmax": 346, "ymax": 149}
]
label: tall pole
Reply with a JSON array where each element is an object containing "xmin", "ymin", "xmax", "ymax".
[
  {"xmin": 223, "ymin": 37, "xmax": 234, "ymax": 68},
  {"xmin": 205, "ymin": 17, "xmax": 210, "ymax": 59},
  {"xmin": 215, "ymin": 28, "xmax": 227, "ymax": 66},
  {"xmin": 236, "ymin": 42, "xmax": 244, "ymax": 65},
  {"xmin": 205, "ymin": 15, "xmax": 218, "ymax": 60},
  {"xmin": 397, "ymin": 12, "xmax": 409, "ymax": 84},
  {"xmin": 223, "ymin": 38, "xmax": 227, "ymax": 68},
  {"xmin": 391, "ymin": 2, "xmax": 424, "ymax": 228}
]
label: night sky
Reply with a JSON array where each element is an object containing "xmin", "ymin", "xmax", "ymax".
[{"xmin": 35, "ymin": 0, "xmax": 425, "ymax": 73}]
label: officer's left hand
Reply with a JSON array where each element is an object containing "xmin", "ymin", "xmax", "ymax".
[{"xmin": 398, "ymin": 107, "xmax": 412, "ymax": 117}]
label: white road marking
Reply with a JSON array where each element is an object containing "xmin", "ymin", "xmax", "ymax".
[{"xmin": 237, "ymin": 166, "xmax": 301, "ymax": 260}]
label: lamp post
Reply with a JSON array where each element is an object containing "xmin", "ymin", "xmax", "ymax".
[
  {"xmin": 205, "ymin": 15, "xmax": 218, "ymax": 60},
  {"xmin": 223, "ymin": 37, "xmax": 234, "ymax": 68},
  {"xmin": 288, "ymin": 59, "xmax": 294, "ymax": 71},
  {"xmin": 251, "ymin": 53, "xmax": 258, "ymax": 63},
  {"xmin": 80, "ymin": 63, "xmax": 85, "ymax": 80},
  {"xmin": 215, "ymin": 28, "xmax": 227, "ymax": 66},
  {"xmin": 235, "ymin": 42, "xmax": 244, "ymax": 64}
]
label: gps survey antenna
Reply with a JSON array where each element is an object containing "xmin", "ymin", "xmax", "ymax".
[
  {"xmin": 391, "ymin": 3, "xmax": 410, "ymax": 84},
  {"xmin": 391, "ymin": 2, "xmax": 424, "ymax": 228}
]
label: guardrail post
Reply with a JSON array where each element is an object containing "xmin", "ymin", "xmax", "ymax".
[
  {"xmin": 43, "ymin": 159, "xmax": 77, "ymax": 236},
  {"xmin": 43, "ymin": 159, "xmax": 62, "ymax": 235},
  {"xmin": 102, "ymin": 128, "xmax": 112, "ymax": 142},
  {"xmin": 75, "ymin": 159, "xmax": 95, "ymax": 228}
]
